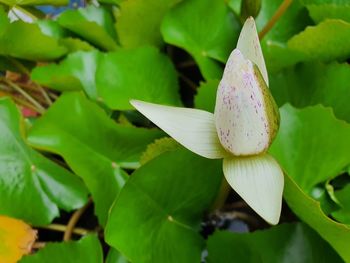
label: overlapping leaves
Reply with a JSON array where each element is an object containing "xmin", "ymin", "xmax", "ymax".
[
  {"xmin": 105, "ymin": 149, "xmax": 223, "ymax": 263},
  {"xmin": 28, "ymin": 93, "xmax": 163, "ymax": 225},
  {"xmin": 0, "ymin": 97, "xmax": 88, "ymax": 225}
]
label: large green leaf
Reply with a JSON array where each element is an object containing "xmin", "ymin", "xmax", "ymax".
[
  {"xmin": 256, "ymin": 0, "xmax": 311, "ymax": 71},
  {"xmin": 161, "ymin": 0, "xmax": 240, "ymax": 79},
  {"xmin": 115, "ymin": 0, "xmax": 180, "ymax": 48},
  {"xmin": 105, "ymin": 149, "xmax": 223, "ymax": 263},
  {"xmin": 270, "ymin": 104, "xmax": 350, "ymax": 192},
  {"xmin": 194, "ymin": 80, "xmax": 219, "ymax": 112},
  {"xmin": 58, "ymin": 6, "xmax": 118, "ymax": 51},
  {"xmin": 0, "ymin": 20, "xmax": 67, "ymax": 61},
  {"xmin": 332, "ymin": 184, "xmax": 350, "ymax": 224},
  {"xmin": 28, "ymin": 93, "xmax": 163, "ymax": 225},
  {"xmin": 36, "ymin": 20, "xmax": 94, "ymax": 52},
  {"xmin": 0, "ymin": 0, "xmax": 67, "ymax": 6},
  {"xmin": 288, "ymin": 19, "xmax": 350, "ymax": 62},
  {"xmin": 301, "ymin": 0, "xmax": 350, "ymax": 23},
  {"xmin": 0, "ymin": 97, "xmax": 88, "ymax": 225},
  {"xmin": 20, "ymin": 235, "xmax": 103, "ymax": 263},
  {"xmin": 31, "ymin": 51, "xmax": 101, "ymax": 98},
  {"xmin": 270, "ymin": 62, "xmax": 350, "ymax": 122},
  {"xmin": 207, "ymin": 223, "xmax": 342, "ymax": 262},
  {"xmin": 105, "ymin": 248, "xmax": 128, "ymax": 263},
  {"xmin": 283, "ymin": 174, "xmax": 350, "ymax": 262},
  {"xmin": 96, "ymin": 46, "xmax": 181, "ymax": 110}
]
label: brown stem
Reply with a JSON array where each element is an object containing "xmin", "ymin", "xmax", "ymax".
[
  {"xmin": 36, "ymin": 223, "xmax": 90, "ymax": 236},
  {"xmin": 32, "ymin": 242, "xmax": 46, "ymax": 249},
  {"xmin": 258, "ymin": 0, "xmax": 293, "ymax": 40},
  {"xmin": 2, "ymin": 78, "xmax": 45, "ymax": 113},
  {"xmin": 210, "ymin": 178, "xmax": 231, "ymax": 212},
  {"xmin": 63, "ymin": 198, "xmax": 92, "ymax": 241},
  {"xmin": 179, "ymin": 73, "xmax": 197, "ymax": 91}
]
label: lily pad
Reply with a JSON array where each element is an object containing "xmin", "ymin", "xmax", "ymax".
[
  {"xmin": 0, "ymin": 20, "xmax": 67, "ymax": 61},
  {"xmin": 270, "ymin": 61, "xmax": 350, "ymax": 122},
  {"xmin": 31, "ymin": 51, "xmax": 101, "ymax": 98},
  {"xmin": 0, "ymin": 216, "xmax": 37, "ymax": 263},
  {"xmin": 282, "ymin": 174, "xmax": 350, "ymax": 262},
  {"xmin": 20, "ymin": 235, "xmax": 103, "ymax": 263},
  {"xmin": 28, "ymin": 93, "xmax": 163, "ymax": 225},
  {"xmin": 0, "ymin": 97, "xmax": 88, "ymax": 225},
  {"xmin": 270, "ymin": 104, "xmax": 350, "ymax": 192},
  {"xmin": 207, "ymin": 223, "xmax": 342, "ymax": 262},
  {"xmin": 115, "ymin": 0, "xmax": 180, "ymax": 47},
  {"xmin": 288, "ymin": 19, "xmax": 350, "ymax": 62},
  {"xmin": 194, "ymin": 80, "xmax": 219, "ymax": 112},
  {"xmin": 105, "ymin": 148, "xmax": 223, "ymax": 263},
  {"xmin": 301, "ymin": 0, "xmax": 350, "ymax": 23},
  {"xmin": 96, "ymin": 46, "xmax": 181, "ymax": 110},
  {"xmin": 161, "ymin": 0, "xmax": 240, "ymax": 79},
  {"xmin": 58, "ymin": 6, "xmax": 118, "ymax": 51}
]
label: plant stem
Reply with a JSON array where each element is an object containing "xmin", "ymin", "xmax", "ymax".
[
  {"xmin": 179, "ymin": 73, "xmax": 197, "ymax": 91},
  {"xmin": 210, "ymin": 178, "xmax": 231, "ymax": 212},
  {"xmin": 63, "ymin": 198, "xmax": 92, "ymax": 241},
  {"xmin": 0, "ymin": 89, "xmax": 42, "ymax": 113},
  {"xmin": 32, "ymin": 242, "xmax": 46, "ymax": 249},
  {"xmin": 37, "ymin": 224, "xmax": 90, "ymax": 236},
  {"xmin": 7, "ymin": 57, "xmax": 30, "ymax": 75},
  {"xmin": 2, "ymin": 78, "xmax": 45, "ymax": 113},
  {"xmin": 258, "ymin": 0, "xmax": 293, "ymax": 40}
]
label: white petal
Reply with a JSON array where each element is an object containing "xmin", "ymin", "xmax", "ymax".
[
  {"xmin": 214, "ymin": 49, "xmax": 279, "ymax": 156},
  {"xmin": 130, "ymin": 100, "xmax": 227, "ymax": 159},
  {"xmin": 237, "ymin": 17, "xmax": 268, "ymax": 85},
  {"xmin": 223, "ymin": 153, "xmax": 284, "ymax": 225}
]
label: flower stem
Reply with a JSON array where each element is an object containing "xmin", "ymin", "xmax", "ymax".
[
  {"xmin": 2, "ymin": 78, "xmax": 45, "ymax": 113},
  {"xmin": 210, "ymin": 177, "xmax": 231, "ymax": 211},
  {"xmin": 37, "ymin": 223, "xmax": 90, "ymax": 236},
  {"xmin": 63, "ymin": 198, "xmax": 92, "ymax": 241},
  {"xmin": 258, "ymin": 0, "xmax": 293, "ymax": 40}
]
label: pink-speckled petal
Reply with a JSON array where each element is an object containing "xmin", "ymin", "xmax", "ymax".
[
  {"xmin": 223, "ymin": 153, "xmax": 284, "ymax": 225},
  {"xmin": 130, "ymin": 100, "xmax": 228, "ymax": 159},
  {"xmin": 214, "ymin": 49, "xmax": 279, "ymax": 156},
  {"xmin": 237, "ymin": 17, "xmax": 268, "ymax": 85}
]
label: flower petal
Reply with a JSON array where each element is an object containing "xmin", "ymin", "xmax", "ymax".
[
  {"xmin": 237, "ymin": 17, "xmax": 268, "ymax": 85},
  {"xmin": 214, "ymin": 49, "xmax": 279, "ymax": 156},
  {"xmin": 130, "ymin": 100, "xmax": 227, "ymax": 159},
  {"xmin": 223, "ymin": 153, "xmax": 284, "ymax": 225}
]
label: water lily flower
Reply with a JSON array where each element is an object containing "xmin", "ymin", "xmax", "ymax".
[{"xmin": 130, "ymin": 17, "xmax": 284, "ymax": 225}]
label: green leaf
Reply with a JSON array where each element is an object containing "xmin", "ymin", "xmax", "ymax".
[
  {"xmin": 0, "ymin": 0, "xmax": 67, "ymax": 6},
  {"xmin": 194, "ymin": 80, "xmax": 219, "ymax": 112},
  {"xmin": 161, "ymin": 0, "xmax": 240, "ymax": 80},
  {"xmin": 270, "ymin": 62, "xmax": 350, "ymax": 122},
  {"xmin": 115, "ymin": 0, "xmax": 180, "ymax": 48},
  {"xmin": 256, "ymin": 0, "xmax": 311, "ymax": 71},
  {"xmin": 301, "ymin": 0, "xmax": 350, "ymax": 23},
  {"xmin": 332, "ymin": 184, "xmax": 350, "ymax": 224},
  {"xmin": 58, "ymin": 6, "xmax": 118, "ymax": 51},
  {"xmin": 105, "ymin": 149, "xmax": 223, "ymax": 263},
  {"xmin": 288, "ymin": 19, "xmax": 350, "ymax": 62},
  {"xmin": 270, "ymin": 104, "xmax": 350, "ymax": 192},
  {"xmin": 0, "ymin": 21, "xmax": 67, "ymax": 61},
  {"xmin": 20, "ymin": 235, "xmax": 103, "ymax": 263},
  {"xmin": 140, "ymin": 137, "xmax": 180, "ymax": 165},
  {"xmin": 105, "ymin": 248, "xmax": 128, "ymax": 263},
  {"xmin": 36, "ymin": 20, "xmax": 95, "ymax": 52},
  {"xmin": 31, "ymin": 51, "xmax": 101, "ymax": 98},
  {"xmin": 27, "ymin": 93, "xmax": 163, "ymax": 225},
  {"xmin": 96, "ymin": 46, "xmax": 181, "ymax": 110},
  {"xmin": 283, "ymin": 174, "xmax": 350, "ymax": 262},
  {"xmin": 207, "ymin": 223, "xmax": 342, "ymax": 263},
  {"xmin": 0, "ymin": 97, "xmax": 88, "ymax": 225}
]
